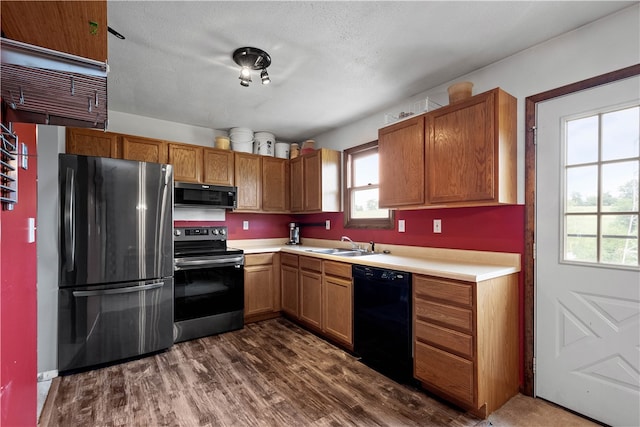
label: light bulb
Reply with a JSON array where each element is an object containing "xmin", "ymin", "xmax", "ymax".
[{"xmin": 261, "ymin": 69, "xmax": 271, "ymax": 85}]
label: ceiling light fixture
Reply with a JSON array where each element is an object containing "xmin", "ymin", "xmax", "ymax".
[{"xmin": 233, "ymin": 47, "xmax": 271, "ymax": 87}]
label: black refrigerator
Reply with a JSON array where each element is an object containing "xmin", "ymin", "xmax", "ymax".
[{"xmin": 58, "ymin": 154, "xmax": 174, "ymax": 373}]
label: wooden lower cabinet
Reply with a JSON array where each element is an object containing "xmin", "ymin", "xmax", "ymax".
[
  {"xmin": 280, "ymin": 254, "xmax": 353, "ymax": 349},
  {"xmin": 322, "ymin": 261, "xmax": 353, "ymax": 348},
  {"xmin": 280, "ymin": 253, "xmax": 299, "ymax": 318},
  {"xmin": 298, "ymin": 256, "xmax": 323, "ymax": 330},
  {"xmin": 413, "ymin": 273, "xmax": 519, "ymax": 418},
  {"xmin": 244, "ymin": 253, "xmax": 280, "ymax": 323}
]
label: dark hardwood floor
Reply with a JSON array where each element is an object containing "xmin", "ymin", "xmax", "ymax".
[
  {"xmin": 41, "ymin": 318, "xmax": 482, "ymax": 426},
  {"xmin": 39, "ymin": 318, "xmax": 596, "ymax": 427}
]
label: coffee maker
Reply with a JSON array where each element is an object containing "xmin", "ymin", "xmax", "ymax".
[{"xmin": 287, "ymin": 222, "xmax": 300, "ymax": 245}]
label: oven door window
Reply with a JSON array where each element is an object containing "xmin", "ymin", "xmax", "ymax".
[{"xmin": 174, "ymin": 265, "xmax": 243, "ymax": 322}]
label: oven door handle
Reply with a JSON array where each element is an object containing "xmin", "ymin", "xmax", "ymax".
[
  {"xmin": 174, "ymin": 257, "xmax": 244, "ymax": 270},
  {"xmin": 72, "ymin": 281, "xmax": 165, "ymax": 297}
]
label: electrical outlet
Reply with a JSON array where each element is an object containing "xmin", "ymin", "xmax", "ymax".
[
  {"xmin": 326, "ymin": 220, "xmax": 331, "ymax": 230},
  {"xmin": 398, "ymin": 219, "xmax": 405, "ymax": 233},
  {"xmin": 433, "ymin": 219, "xmax": 442, "ymax": 233},
  {"xmin": 243, "ymin": 221, "xmax": 249, "ymax": 230}
]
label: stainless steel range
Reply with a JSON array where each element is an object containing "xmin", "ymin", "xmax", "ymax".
[{"xmin": 173, "ymin": 226, "xmax": 244, "ymax": 343}]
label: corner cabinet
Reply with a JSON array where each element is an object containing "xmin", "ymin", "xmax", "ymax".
[
  {"xmin": 413, "ymin": 273, "xmax": 519, "ymax": 418},
  {"xmin": 379, "ymin": 88, "xmax": 516, "ymax": 209},
  {"xmin": 290, "ymin": 148, "xmax": 341, "ymax": 213}
]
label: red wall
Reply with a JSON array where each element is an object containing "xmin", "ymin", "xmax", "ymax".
[
  {"xmin": 1, "ymin": 123, "xmax": 38, "ymax": 427},
  {"xmin": 175, "ymin": 212, "xmax": 294, "ymax": 239}
]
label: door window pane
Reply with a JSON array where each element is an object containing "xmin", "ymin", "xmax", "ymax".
[
  {"xmin": 601, "ymin": 161, "xmax": 640, "ymax": 212},
  {"xmin": 602, "ymin": 106, "xmax": 639, "ymax": 161},
  {"xmin": 601, "ymin": 214, "xmax": 638, "ymax": 266},
  {"xmin": 567, "ymin": 116, "xmax": 598, "ymax": 164},
  {"xmin": 565, "ymin": 215, "xmax": 598, "ymax": 262},
  {"xmin": 566, "ymin": 165, "xmax": 598, "ymax": 213}
]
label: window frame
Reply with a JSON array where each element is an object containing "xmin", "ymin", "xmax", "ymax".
[{"xmin": 343, "ymin": 140, "xmax": 394, "ymax": 229}]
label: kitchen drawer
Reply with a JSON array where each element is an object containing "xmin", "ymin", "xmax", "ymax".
[
  {"xmin": 415, "ymin": 299, "xmax": 473, "ymax": 333},
  {"xmin": 323, "ymin": 260, "xmax": 351, "ymax": 279},
  {"xmin": 281, "ymin": 253, "xmax": 299, "ymax": 268},
  {"xmin": 299, "ymin": 256, "xmax": 322, "ymax": 273},
  {"xmin": 415, "ymin": 319, "xmax": 473, "ymax": 359},
  {"xmin": 244, "ymin": 253, "xmax": 274, "ymax": 266},
  {"xmin": 414, "ymin": 276, "xmax": 473, "ymax": 307},
  {"xmin": 415, "ymin": 341, "xmax": 474, "ymax": 406}
]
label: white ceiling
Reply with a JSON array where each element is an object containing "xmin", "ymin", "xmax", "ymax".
[{"xmin": 107, "ymin": 1, "xmax": 634, "ymax": 142}]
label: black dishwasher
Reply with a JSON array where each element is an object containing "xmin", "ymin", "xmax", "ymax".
[{"xmin": 353, "ymin": 264, "xmax": 412, "ymax": 383}]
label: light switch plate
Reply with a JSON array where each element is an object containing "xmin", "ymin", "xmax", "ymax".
[
  {"xmin": 398, "ymin": 219, "xmax": 405, "ymax": 232},
  {"xmin": 243, "ymin": 221, "xmax": 249, "ymax": 230},
  {"xmin": 433, "ymin": 219, "xmax": 442, "ymax": 233},
  {"xmin": 325, "ymin": 220, "xmax": 331, "ymax": 230}
]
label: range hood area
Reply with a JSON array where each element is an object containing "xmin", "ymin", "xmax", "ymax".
[{"xmin": 1, "ymin": 37, "xmax": 108, "ymax": 129}]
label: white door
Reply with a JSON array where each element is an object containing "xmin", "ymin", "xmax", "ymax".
[{"xmin": 536, "ymin": 76, "xmax": 640, "ymax": 427}]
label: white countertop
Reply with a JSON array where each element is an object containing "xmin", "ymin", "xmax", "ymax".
[{"xmin": 230, "ymin": 238, "xmax": 520, "ymax": 283}]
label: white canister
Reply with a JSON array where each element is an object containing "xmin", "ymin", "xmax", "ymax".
[
  {"xmin": 256, "ymin": 139, "xmax": 274, "ymax": 156},
  {"xmin": 275, "ymin": 142, "xmax": 290, "ymax": 159}
]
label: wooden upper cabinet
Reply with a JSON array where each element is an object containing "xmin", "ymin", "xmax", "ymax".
[
  {"xmin": 290, "ymin": 157, "xmax": 304, "ymax": 212},
  {"xmin": 262, "ymin": 157, "xmax": 290, "ymax": 212},
  {"xmin": 378, "ymin": 87, "xmax": 516, "ymax": 209},
  {"xmin": 121, "ymin": 135, "xmax": 168, "ymax": 163},
  {"xmin": 426, "ymin": 88, "xmax": 516, "ymax": 205},
  {"xmin": 234, "ymin": 152, "xmax": 261, "ymax": 211},
  {"xmin": 1, "ymin": 1, "xmax": 108, "ymax": 62},
  {"xmin": 294, "ymin": 148, "xmax": 340, "ymax": 213},
  {"xmin": 169, "ymin": 143, "xmax": 202, "ymax": 183},
  {"xmin": 66, "ymin": 128, "xmax": 120, "ymax": 158},
  {"xmin": 379, "ymin": 115, "xmax": 425, "ymax": 207},
  {"xmin": 203, "ymin": 148, "xmax": 234, "ymax": 186}
]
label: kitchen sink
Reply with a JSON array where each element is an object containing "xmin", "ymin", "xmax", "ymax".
[{"xmin": 305, "ymin": 248, "xmax": 375, "ymax": 257}]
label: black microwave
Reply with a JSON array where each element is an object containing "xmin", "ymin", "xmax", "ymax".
[{"xmin": 174, "ymin": 182, "xmax": 237, "ymax": 209}]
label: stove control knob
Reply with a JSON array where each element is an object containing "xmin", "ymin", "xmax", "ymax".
[
  {"xmin": 174, "ymin": 229, "xmax": 181, "ymax": 237},
  {"xmin": 219, "ymin": 229, "xmax": 226, "ymax": 236},
  {"xmin": 212, "ymin": 229, "xmax": 219, "ymax": 235}
]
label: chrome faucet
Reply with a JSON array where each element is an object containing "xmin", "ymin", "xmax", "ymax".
[{"xmin": 341, "ymin": 235, "xmax": 359, "ymax": 250}]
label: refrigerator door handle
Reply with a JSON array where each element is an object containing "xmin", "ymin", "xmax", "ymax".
[
  {"xmin": 72, "ymin": 281, "xmax": 165, "ymax": 297},
  {"xmin": 64, "ymin": 167, "xmax": 76, "ymax": 272}
]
